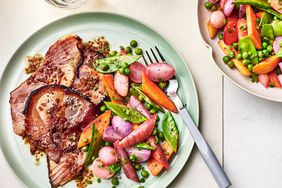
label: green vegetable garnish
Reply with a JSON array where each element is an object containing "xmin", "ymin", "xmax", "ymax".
[
  {"xmin": 109, "ymin": 163, "xmax": 121, "ymax": 173},
  {"xmin": 204, "ymin": 1, "xmax": 213, "ymax": 10},
  {"xmin": 84, "ymin": 125, "xmax": 103, "ymax": 167},
  {"xmin": 130, "ymin": 40, "xmax": 138, "ymax": 48},
  {"xmin": 239, "ymin": 36, "xmax": 258, "ymax": 64},
  {"xmin": 135, "ymin": 48, "xmax": 143, "ymax": 55},
  {"xmin": 95, "ymin": 55, "xmax": 141, "ymax": 73},
  {"xmin": 141, "ymin": 169, "xmax": 149, "ymax": 178},
  {"xmin": 162, "ymin": 112, "xmax": 179, "ymax": 152},
  {"xmin": 135, "ymin": 142, "xmax": 156, "ymax": 150},
  {"xmin": 104, "ymin": 102, "xmax": 147, "ymax": 123}
]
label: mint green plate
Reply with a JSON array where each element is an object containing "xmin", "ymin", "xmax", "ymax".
[{"xmin": 0, "ymin": 12, "xmax": 199, "ymax": 188}]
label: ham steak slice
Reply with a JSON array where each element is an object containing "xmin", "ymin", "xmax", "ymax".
[{"xmin": 10, "ymin": 35, "xmax": 83, "ymax": 136}]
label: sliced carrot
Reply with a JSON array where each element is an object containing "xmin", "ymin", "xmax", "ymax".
[
  {"xmin": 218, "ymin": 40, "xmax": 251, "ymax": 76},
  {"xmin": 246, "ymin": 5, "xmax": 262, "ymax": 49},
  {"xmin": 253, "ymin": 56, "xmax": 281, "ymax": 74},
  {"xmin": 207, "ymin": 20, "xmax": 218, "ymax": 39},
  {"xmin": 237, "ymin": 18, "xmax": 248, "ymax": 40},
  {"xmin": 77, "ymin": 110, "xmax": 112, "ymax": 148},
  {"xmin": 141, "ymin": 72, "xmax": 177, "ymax": 113},
  {"xmin": 147, "ymin": 141, "xmax": 174, "ymax": 176},
  {"xmin": 103, "ymin": 74, "xmax": 124, "ymax": 105},
  {"xmin": 268, "ymin": 72, "xmax": 282, "ymax": 88}
]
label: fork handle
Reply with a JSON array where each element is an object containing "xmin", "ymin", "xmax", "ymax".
[{"xmin": 179, "ymin": 108, "xmax": 231, "ymax": 188}]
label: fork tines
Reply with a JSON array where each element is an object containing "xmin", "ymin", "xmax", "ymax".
[{"xmin": 143, "ymin": 46, "xmax": 167, "ymax": 65}]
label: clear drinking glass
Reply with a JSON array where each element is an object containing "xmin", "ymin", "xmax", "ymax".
[{"xmin": 45, "ymin": 0, "xmax": 89, "ymax": 9}]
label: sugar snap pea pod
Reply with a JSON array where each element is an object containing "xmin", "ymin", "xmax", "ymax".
[
  {"xmin": 239, "ymin": 36, "xmax": 259, "ymax": 64},
  {"xmin": 135, "ymin": 142, "xmax": 156, "ymax": 150},
  {"xmin": 233, "ymin": 0, "xmax": 271, "ymax": 9},
  {"xmin": 131, "ymin": 84, "xmax": 165, "ymax": 113},
  {"xmin": 84, "ymin": 124, "xmax": 103, "ymax": 167},
  {"xmin": 261, "ymin": 24, "xmax": 275, "ymax": 41},
  {"xmin": 95, "ymin": 55, "xmax": 141, "ymax": 73},
  {"xmin": 104, "ymin": 102, "xmax": 147, "ymax": 123},
  {"xmin": 259, "ymin": 12, "xmax": 273, "ymax": 28},
  {"xmin": 162, "ymin": 111, "xmax": 179, "ymax": 152},
  {"xmin": 257, "ymin": 7, "xmax": 282, "ymax": 20}
]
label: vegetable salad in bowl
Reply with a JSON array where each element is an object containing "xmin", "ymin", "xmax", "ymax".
[{"xmin": 205, "ymin": 0, "xmax": 282, "ymax": 89}]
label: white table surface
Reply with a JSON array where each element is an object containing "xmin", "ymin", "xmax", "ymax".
[{"xmin": 0, "ymin": 0, "xmax": 280, "ymax": 188}]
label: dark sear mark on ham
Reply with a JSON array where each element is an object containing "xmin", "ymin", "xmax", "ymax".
[{"xmin": 9, "ymin": 35, "xmax": 108, "ymax": 187}]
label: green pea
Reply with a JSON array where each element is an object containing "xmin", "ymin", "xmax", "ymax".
[
  {"xmin": 236, "ymin": 53, "xmax": 242, "ymax": 60},
  {"xmin": 233, "ymin": 42, "xmax": 238, "ymax": 49},
  {"xmin": 227, "ymin": 61, "xmax": 234, "ymax": 68},
  {"xmin": 242, "ymin": 52, "xmax": 248, "ymax": 59},
  {"xmin": 158, "ymin": 131, "xmax": 164, "ymax": 139},
  {"xmin": 138, "ymin": 95, "xmax": 144, "ymax": 102},
  {"xmin": 130, "ymin": 40, "xmax": 138, "ymax": 48},
  {"xmin": 135, "ymin": 48, "xmax": 143, "ymax": 55},
  {"xmin": 100, "ymin": 105, "xmax": 106, "ymax": 112},
  {"xmin": 129, "ymin": 154, "xmax": 136, "ymax": 162},
  {"xmin": 125, "ymin": 46, "xmax": 132, "ymax": 53},
  {"xmin": 223, "ymin": 56, "xmax": 230, "ymax": 63},
  {"xmin": 267, "ymin": 45, "xmax": 273, "ymax": 52},
  {"xmin": 138, "ymin": 186, "xmax": 145, "ymax": 188},
  {"xmin": 97, "ymin": 178, "xmax": 101, "ymax": 183},
  {"xmin": 141, "ymin": 170, "xmax": 149, "ymax": 178},
  {"xmin": 158, "ymin": 81, "xmax": 167, "ymax": 89},
  {"xmin": 218, "ymin": 33, "xmax": 223, "ymax": 40},
  {"xmin": 105, "ymin": 141, "xmax": 111, "ymax": 146},
  {"xmin": 82, "ymin": 145, "xmax": 89, "ymax": 152},
  {"xmin": 122, "ymin": 62, "xmax": 129, "ymax": 68},
  {"xmin": 262, "ymin": 42, "xmax": 268, "ymax": 49},
  {"xmin": 258, "ymin": 51, "xmax": 263, "ymax": 58},
  {"xmin": 243, "ymin": 59, "xmax": 250, "ymax": 65},
  {"xmin": 100, "ymin": 63, "xmax": 109, "ymax": 71},
  {"xmin": 153, "ymin": 128, "xmax": 158, "ymax": 136},
  {"xmin": 262, "ymin": 49, "xmax": 269, "ymax": 56},
  {"xmin": 112, "ymin": 186, "xmax": 116, "ymax": 188},
  {"xmin": 248, "ymin": 51, "xmax": 252, "ymax": 56},
  {"xmin": 140, "ymin": 178, "xmax": 145, "ymax": 183},
  {"xmin": 204, "ymin": 1, "xmax": 213, "ymax": 10},
  {"xmin": 109, "ymin": 51, "xmax": 117, "ymax": 57},
  {"xmin": 119, "ymin": 67, "xmax": 125, "ymax": 74},
  {"xmin": 83, "ymin": 138, "xmax": 88, "ymax": 143},
  {"xmin": 134, "ymin": 163, "xmax": 141, "ymax": 170},
  {"xmin": 111, "ymin": 177, "xmax": 119, "ymax": 186},
  {"xmin": 248, "ymin": 64, "xmax": 253, "ymax": 71},
  {"xmin": 150, "ymin": 108, "xmax": 156, "ymax": 114},
  {"xmin": 145, "ymin": 103, "xmax": 152, "ymax": 110},
  {"xmin": 124, "ymin": 68, "xmax": 131, "ymax": 76},
  {"xmin": 228, "ymin": 51, "xmax": 235, "ymax": 59}
]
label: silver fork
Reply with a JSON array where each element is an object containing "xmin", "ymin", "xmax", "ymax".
[{"xmin": 143, "ymin": 47, "xmax": 231, "ymax": 188}]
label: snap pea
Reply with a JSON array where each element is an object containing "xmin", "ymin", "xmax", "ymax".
[
  {"xmin": 233, "ymin": 0, "xmax": 271, "ymax": 9},
  {"xmin": 162, "ymin": 112, "xmax": 179, "ymax": 152},
  {"xmin": 104, "ymin": 102, "xmax": 147, "ymax": 123},
  {"xmin": 261, "ymin": 24, "xmax": 275, "ymax": 41},
  {"xmin": 135, "ymin": 142, "xmax": 156, "ymax": 150},
  {"xmin": 95, "ymin": 55, "xmax": 141, "ymax": 73},
  {"xmin": 239, "ymin": 36, "xmax": 258, "ymax": 64},
  {"xmin": 84, "ymin": 124, "xmax": 103, "ymax": 167},
  {"xmin": 272, "ymin": 21, "xmax": 282, "ymax": 36},
  {"xmin": 131, "ymin": 84, "xmax": 165, "ymax": 113},
  {"xmin": 259, "ymin": 12, "xmax": 273, "ymax": 28}
]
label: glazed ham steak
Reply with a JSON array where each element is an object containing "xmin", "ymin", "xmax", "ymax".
[
  {"xmin": 10, "ymin": 35, "xmax": 83, "ymax": 136},
  {"xmin": 9, "ymin": 35, "xmax": 107, "ymax": 187}
]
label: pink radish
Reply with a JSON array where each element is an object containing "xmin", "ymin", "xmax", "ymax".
[
  {"xmin": 224, "ymin": 0, "xmax": 235, "ymax": 16},
  {"xmin": 92, "ymin": 158, "xmax": 114, "ymax": 179},
  {"xmin": 114, "ymin": 71, "xmax": 129, "ymax": 97},
  {"xmin": 128, "ymin": 95, "xmax": 151, "ymax": 118},
  {"xmin": 129, "ymin": 62, "xmax": 146, "ymax": 83},
  {"xmin": 98, "ymin": 146, "xmax": 118, "ymax": 166},
  {"xmin": 112, "ymin": 116, "xmax": 132, "ymax": 138},
  {"xmin": 103, "ymin": 126, "xmax": 122, "ymax": 143},
  {"xmin": 258, "ymin": 74, "xmax": 270, "ymax": 88},
  {"xmin": 126, "ymin": 147, "xmax": 151, "ymax": 162},
  {"xmin": 273, "ymin": 36, "xmax": 282, "ymax": 54},
  {"xmin": 146, "ymin": 63, "xmax": 175, "ymax": 82},
  {"xmin": 210, "ymin": 11, "xmax": 226, "ymax": 29}
]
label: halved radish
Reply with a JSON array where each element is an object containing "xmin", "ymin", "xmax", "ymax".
[
  {"xmin": 258, "ymin": 74, "xmax": 270, "ymax": 88},
  {"xmin": 92, "ymin": 158, "xmax": 114, "ymax": 179},
  {"xmin": 98, "ymin": 146, "xmax": 118, "ymax": 166},
  {"xmin": 129, "ymin": 62, "xmax": 146, "ymax": 83},
  {"xmin": 114, "ymin": 71, "xmax": 129, "ymax": 97},
  {"xmin": 146, "ymin": 63, "xmax": 175, "ymax": 82}
]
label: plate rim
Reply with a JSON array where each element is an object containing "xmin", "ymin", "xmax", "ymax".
[
  {"xmin": 196, "ymin": 0, "xmax": 282, "ymax": 103},
  {"xmin": 0, "ymin": 11, "xmax": 200, "ymax": 188}
]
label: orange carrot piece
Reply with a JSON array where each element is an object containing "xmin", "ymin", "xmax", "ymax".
[
  {"xmin": 147, "ymin": 141, "xmax": 174, "ymax": 176},
  {"xmin": 237, "ymin": 18, "xmax": 248, "ymax": 41},
  {"xmin": 103, "ymin": 74, "xmax": 124, "ymax": 105},
  {"xmin": 246, "ymin": 5, "xmax": 262, "ymax": 49},
  {"xmin": 77, "ymin": 110, "xmax": 112, "ymax": 148},
  {"xmin": 218, "ymin": 40, "xmax": 251, "ymax": 76},
  {"xmin": 207, "ymin": 20, "xmax": 218, "ymax": 39},
  {"xmin": 141, "ymin": 72, "xmax": 177, "ymax": 113},
  {"xmin": 253, "ymin": 56, "xmax": 281, "ymax": 74},
  {"xmin": 255, "ymin": 11, "xmax": 264, "ymax": 19}
]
